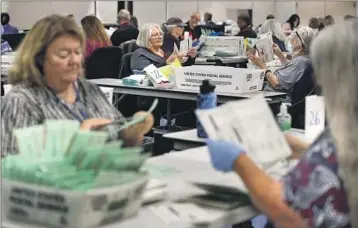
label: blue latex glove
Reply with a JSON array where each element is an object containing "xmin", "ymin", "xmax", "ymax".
[{"xmin": 206, "ymin": 139, "xmax": 245, "ymax": 172}]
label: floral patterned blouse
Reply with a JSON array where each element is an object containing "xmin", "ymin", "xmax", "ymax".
[{"xmin": 283, "ymin": 129, "xmax": 351, "ymax": 228}]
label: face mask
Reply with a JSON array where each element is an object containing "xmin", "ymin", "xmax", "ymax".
[{"xmin": 286, "ymin": 41, "xmax": 293, "ymax": 53}]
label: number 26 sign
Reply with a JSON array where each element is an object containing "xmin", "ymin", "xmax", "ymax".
[{"xmin": 305, "ymin": 95, "xmax": 325, "ymax": 140}]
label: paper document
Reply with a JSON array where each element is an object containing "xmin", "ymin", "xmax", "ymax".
[
  {"xmin": 196, "ymin": 95, "xmax": 291, "ymax": 170},
  {"xmin": 255, "ymin": 35, "xmax": 274, "ymax": 63},
  {"xmin": 180, "ymin": 38, "xmax": 193, "ymax": 54},
  {"xmin": 305, "ymin": 95, "xmax": 325, "ymax": 141}
]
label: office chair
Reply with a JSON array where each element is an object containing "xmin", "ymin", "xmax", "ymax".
[
  {"xmin": 119, "ymin": 40, "xmax": 138, "ymax": 54},
  {"xmin": 289, "ymin": 67, "xmax": 317, "ymax": 129},
  {"xmin": 119, "ymin": 52, "xmax": 134, "ymax": 79},
  {"xmin": 1, "ymin": 33, "xmax": 27, "ymax": 50},
  {"xmin": 85, "ymin": 46, "xmax": 123, "ymax": 80}
]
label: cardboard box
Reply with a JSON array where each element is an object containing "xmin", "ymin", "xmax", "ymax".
[
  {"xmin": 173, "ymin": 66, "xmax": 265, "ymax": 93},
  {"xmin": 2, "ymin": 174, "xmax": 148, "ymax": 228},
  {"xmin": 1, "ymin": 52, "xmax": 16, "ymax": 76}
]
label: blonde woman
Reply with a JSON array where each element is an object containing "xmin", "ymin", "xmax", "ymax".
[
  {"xmin": 1, "ymin": 15, "xmax": 152, "ymax": 156},
  {"xmin": 80, "ymin": 15, "xmax": 112, "ymax": 58},
  {"xmin": 260, "ymin": 19, "xmax": 287, "ymax": 52}
]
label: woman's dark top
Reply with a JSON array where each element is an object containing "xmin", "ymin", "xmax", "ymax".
[
  {"xmin": 162, "ymin": 33, "xmax": 195, "ymax": 66},
  {"xmin": 272, "ymin": 36, "xmax": 287, "ymax": 52},
  {"xmin": 130, "ymin": 47, "xmax": 167, "ymax": 71}
]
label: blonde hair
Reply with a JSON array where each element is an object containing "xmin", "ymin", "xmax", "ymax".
[
  {"xmin": 9, "ymin": 14, "xmax": 85, "ymax": 86},
  {"xmin": 261, "ymin": 19, "xmax": 286, "ymax": 42},
  {"xmin": 311, "ymin": 20, "xmax": 358, "ymax": 227},
  {"xmin": 81, "ymin": 15, "xmax": 110, "ymax": 46},
  {"xmin": 136, "ymin": 23, "xmax": 163, "ymax": 48}
]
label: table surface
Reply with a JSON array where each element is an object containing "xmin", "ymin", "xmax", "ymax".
[
  {"xmin": 2, "ymin": 147, "xmax": 259, "ymax": 228},
  {"xmin": 90, "ymin": 78, "xmax": 286, "ymax": 103}
]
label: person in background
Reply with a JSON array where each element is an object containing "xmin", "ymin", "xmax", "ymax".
[
  {"xmin": 1, "ymin": 26, "xmax": 12, "ymax": 54},
  {"xmin": 1, "ymin": 15, "xmax": 150, "ymax": 156},
  {"xmin": 130, "ymin": 15, "xmax": 139, "ymax": 29},
  {"xmin": 248, "ymin": 26, "xmax": 317, "ymax": 95},
  {"xmin": 184, "ymin": 12, "xmax": 201, "ymax": 40},
  {"xmin": 1, "ymin": 13, "xmax": 18, "ymax": 34},
  {"xmin": 110, "ymin": 9, "xmax": 139, "ymax": 47},
  {"xmin": 204, "ymin": 12, "xmax": 216, "ymax": 26},
  {"xmin": 67, "ymin": 14, "xmax": 75, "ymax": 22},
  {"xmin": 206, "ymin": 20, "xmax": 357, "ymax": 228},
  {"xmin": 162, "ymin": 17, "xmax": 197, "ymax": 66},
  {"xmin": 236, "ymin": 14, "xmax": 257, "ymax": 38},
  {"xmin": 260, "ymin": 19, "xmax": 287, "ymax": 52},
  {"xmin": 282, "ymin": 14, "xmax": 300, "ymax": 36},
  {"xmin": 344, "ymin": 14, "xmax": 357, "ymax": 21},
  {"xmin": 309, "ymin": 17, "xmax": 320, "ymax": 31},
  {"xmin": 324, "ymin": 15, "xmax": 335, "ymax": 26},
  {"xmin": 130, "ymin": 23, "xmax": 181, "ymax": 71},
  {"xmin": 80, "ymin": 15, "xmax": 112, "ymax": 59},
  {"xmin": 266, "ymin": 14, "xmax": 275, "ymax": 20}
]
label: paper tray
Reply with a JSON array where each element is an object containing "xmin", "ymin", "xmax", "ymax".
[{"xmin": 2, "ymin": 175, "xmax": 148, "ymax": 228}]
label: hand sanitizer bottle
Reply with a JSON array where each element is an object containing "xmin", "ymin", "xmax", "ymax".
[
  {"xmin": 197, "ymin": 80, "xmax": 217, "ymax": 138},
  {"xmin": 277, "ymin": 103, "xmax": 292, "ymax": 131}
]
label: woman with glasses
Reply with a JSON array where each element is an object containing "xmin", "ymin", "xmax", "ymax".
[
  {"xmin": 162, "ymin": 17, "xmax": 197, "ymax": 66},
  {"xmin": 248, "ymin": 27, "xmax": 317, "ymax": 96},
  {"xmin": 130, "ymin": 23, "xmax": 181, "ymax": 71}
]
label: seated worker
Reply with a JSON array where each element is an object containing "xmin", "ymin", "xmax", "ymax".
[
  {"xmin": 110, "ymin": 9, "xmax": 139, "ymax": 47},
  {"xmin": 162, "ymin": 17, "xmax": 197, "ymax": 66},
  {"xmin": 248, "ymin": 26, "xmax": 317, "ymax": 95},
  {"xmin": 1, "ymin": 13, "xmax": 18, "ymax": 34},
  {"xmin": 1, "ymin": 26, "xmax": 12, "ymax": 54},
  {"xmin": 183, "ymin": 12, "xmax": 201, "ymax": 40},
  {"xmin": 236, "ymin": 14, "xmax": 257, "ymax": 38},
  {"xmin": 1, "ymin": 15, "xmax": 152, "ymax": 156},
  {"xmin": 206, "ymin": 20, "xmax": 357, "ymax": 228},
  {"xmin": 81, "ymin": 15, "xmax": 112, "ymax": 59},
  {"xmin": 260, "ymin": 19, "xmax": 287, "ymax": 52},
  {"xmin": 130, "ymin": 23, "xmax": 181, "ymax": 71}
]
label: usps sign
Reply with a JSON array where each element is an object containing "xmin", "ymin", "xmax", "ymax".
[{"xmin": 173, "ymin": 66, "xmax": 264, "ymax": 93}]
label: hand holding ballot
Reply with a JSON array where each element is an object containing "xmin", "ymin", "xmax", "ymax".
[
  {"xmin": 247, "ymin": 53, "xmax": 266, "ymax": 69},
  {"xmin": 80, "ymin": 118, "xmax": 112, "ymax": 131},
  {"xmin": 206, "ymin": 139, "xmax": 245, "ymax": 172},
  {"xmin": 187, "ymin": 48, "xmax": 197, "ymax": 58}
]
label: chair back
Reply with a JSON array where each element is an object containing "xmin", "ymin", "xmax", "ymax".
[
  {"xmin": 289, "ymin": 65, "xmax": 317, "ymax": 129},
  {"xmin": 85, "ymin": 46, "xmax": 123, "ymax": 80},
  {"xmin": 119, "ymin": 39, "xmax": 138, "ymax": 54},
  {"xmin": 119, "ymin": 52, "xmax": 134, "ymax": 79},
  {"xmin": 1, "ymin": 33, "xmax": 27, "ymax": 50}
]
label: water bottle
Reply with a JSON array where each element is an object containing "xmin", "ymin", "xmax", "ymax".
[{"xmin": 197, "ymin": 80, "xmax": 217, "ymax": 138}]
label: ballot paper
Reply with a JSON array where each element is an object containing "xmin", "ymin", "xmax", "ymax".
[
  {"xmin": 180, "ymin": 38, "xmax": 192, "ymax": 54},
  {"xmin": 255, "ymin": 35, "xmax": 275, "ymax": 63},
  {"xmin": 150, "ymin": 203, "xmax": 210, "ymax": 227},
  {"xmin": 196, "ymin": 95, "xmax": 292, "ymax": 170},
  {"xmin": 305, "ymin": 95, "xmax": 325, "ymax": 141}
]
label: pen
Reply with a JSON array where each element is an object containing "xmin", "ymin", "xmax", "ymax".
[{"xmin": 167, "ymin": 206, "xmax": 180, "ymax": 217}]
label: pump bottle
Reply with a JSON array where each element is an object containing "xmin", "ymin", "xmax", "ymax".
[{"xmin": 277, "ymin": 103, "xmax": 292, "ymax": 131}]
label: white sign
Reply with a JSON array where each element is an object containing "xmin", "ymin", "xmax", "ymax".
[
  {"xmin": 1, "ymin": 53, "xmax": 16, "ymax": 76},
  {"xmin": 305, "ymin": 95, "xmax": 325, "ymax": 140},
  {"xmin": 180, "ymin": 38, "xmax": 192, "ymax": 54},
  {"xmin": 200, "ymin": 36, "xmax": 245, "ymax": 57},
  {"xmin": 196, "ymin": 95, "xmax": 292, "ymax": 171},
  {"xmin": 144, "ymin": 64, "xmax": 168, "ymax": 85},
  {"xmin": 99, "ymin": 86, "xmax": 114, "ymax": 103},
  {"xmin": 255, "ymin": 36, "xmax": 275, "ymax": 63},
  {"xmin": 173, "ymin": 66, "xmax": 264, "ymax": 93}
]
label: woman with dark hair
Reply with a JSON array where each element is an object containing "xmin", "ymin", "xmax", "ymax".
[
  {"xmin": 282, "ymin": 14, "xmax": 300, "ymax": 36},
  {"xmin": 1, "ymin": 13, "xmax": 18, "ymax": 34},
  {"xmin": 80, "ymin": 15, "xmax": 112, "ymax": 58}
]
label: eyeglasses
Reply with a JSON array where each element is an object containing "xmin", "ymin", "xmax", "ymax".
[{"xmin": 151, "ymin": 33, "xmax": 163, "ymax": 38}]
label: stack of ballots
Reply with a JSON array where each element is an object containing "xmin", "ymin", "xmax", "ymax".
[{"xmin": 2, "ymin": 120, "xmax": 150, "ymax": 228}]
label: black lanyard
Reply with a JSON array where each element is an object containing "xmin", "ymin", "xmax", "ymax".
[{"xmin": 50, "ymin": 82, "xmax": 89, "ymax": 122}]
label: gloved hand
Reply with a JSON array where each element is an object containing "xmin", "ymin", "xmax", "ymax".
[{"xmin": 206, "ymin": 139, "xmax": 245, "ymax": 172}]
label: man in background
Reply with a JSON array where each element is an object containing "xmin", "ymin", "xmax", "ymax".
[
  {"xmin": 236, "ymin": 14, "xmax": 257, "ymax": 38},
  {"xmin": 204, "ymin": 12, "xmax": 216, "ymax": 26},
  {"xmin": 110, "ymin": 9, "xmax": 139, "ymax": 47},
  {"xmin": 184, "ymin": 12, "xmax": 201, "ymax": 40},
  {"xmin": 1, "ymin": 13, "xmax": 18, "ymax": 34}
]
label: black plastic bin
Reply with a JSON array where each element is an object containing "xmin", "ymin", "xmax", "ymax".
[{"xmin": 152, "ymin": 125, "xmax": 192, "ymax": 156}]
